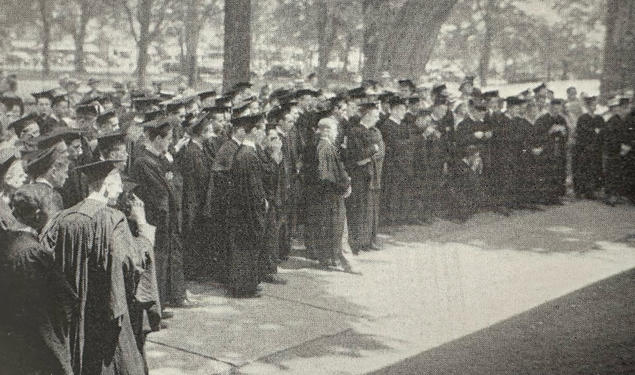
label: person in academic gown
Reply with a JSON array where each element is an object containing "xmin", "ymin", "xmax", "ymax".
[
  {"xmin": 532, "ymin": 99, "xmax": 569, "ymax": 204},
  {"xmin": 176, "ymin": 114, "xmax": 213, "ymax": 279},
  {"xmin": 24, "ymin": 146, "xmax": 68, "ymax": 213},
  {"xmin": 131, "ymin": 117, "xmax": 187, "ymax": 307},
  {"xmin": 344, "ymin": 101, "xmax": 384, "ymax": 253},
  {"xmin": 502, "ymin": 97, "xmax": 533, "ymax": 208},
  {"xmin": 227, "ymin": 115, "xmax": 268, "ymax": 297},
  {"xmin": 603, "ymin": 98, "xmax": 634, "ymax": 203},
  {"xmin": 572, "ymin": 97, "xmax": 605, "ymax": 198},
  {"xmin": 40, "ymin": 160, "xmax": 151, "ymax": 375},
  {"xmin": 307, "ymin": 117, "xmax": 352, "ymax": 268},
  {"xmin": 411, "ymin": 110, "xmax": 446, "ymax": 222},
  {"xmin": 376, "ymin": 97, "xmax": 410, "ymax": 225},
  {"xmin": 1, "ymin": 184, "xmax": 76, "ymax": 375},
  {"xmin": 206, "ymin": 124, "xmax": 245, "ymax": 283}
]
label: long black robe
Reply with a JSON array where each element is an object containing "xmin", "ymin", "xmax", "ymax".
[
  {"xmin": 258, "ymin": 146, "xmax": 282, "ymax": 274},
  {"xmin": 206, "ymin": 138, "xmax": 240, "ymax": 283},
  {"xmin": 573, "ymin": 113, "xmax": 605, "ymax": 197},
  {"xmin": 228, "ymin": 144, "xmax": 267, "ymax": 295},
  {"xmin": 604, "ymin": 113, "xmax": 635, "ymax": 199},
  {"xmin": 412, "ymin": 127, "xmax": 447, "ymax": 220},
  {"xmin": 532, "ymin": 113, "xmax": 569, "ymax": 202},
  {"xmin": 487, "ymin": 111, "xmax": 515, "ymax": 205},
  {"xmin": 277, "ymin": 130, "xmax": 295, "ymax": 260},
  {"xmin": 1, "ymin": 227, "xmax": 77, "ymax": 375},
  {"xmin": 377, "ymin": 117, "xmax": 412, "ymax": 224},
  {"xmin": 344, "ymin": 124, "xmax": 376, "ymax": 251},
  {"xmin": 176, "ymin": 140, "xmax": 213, "ymax": 279},
  {"xmin": 40, "ymin": 199, "xmax": 147, "ymax": 375},
  {"xmin": 131, "ymin": 148, "xmax": 185, "ymax": 306}
]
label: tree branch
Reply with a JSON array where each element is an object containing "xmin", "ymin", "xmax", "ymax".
[
  {"xmin": 149, "ymin": 0, "xmax": 173, "ymax": 41},
  {"xmin": 121, "ymin": 0, "xmax": 139, "ymax": 43}
]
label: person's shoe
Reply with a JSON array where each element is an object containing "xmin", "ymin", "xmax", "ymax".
[
  {"xmin": 160, "ymin": 321, "xmax": 169, "ymax": 329},
  {"xmin": 161, "ymin": 310, "xmax": 175, "ymax": 319},
  {"xmin": 261, "ymin": 275, "xmax": 287, "ymax": 285}
]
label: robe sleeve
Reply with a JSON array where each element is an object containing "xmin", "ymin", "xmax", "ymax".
[
  {"xmin": 318, "ymin": 142, "xmax": 350, "ymax": 194},
  {"xmin": 131, "ymin": 158, "xmax": 169, "ymax": 226}
]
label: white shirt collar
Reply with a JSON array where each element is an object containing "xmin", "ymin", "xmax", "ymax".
[
  {"xmin": 35, "ymin": 177, "xmax": 54, "ymax": 189},
  {"xmin": 276, "ymin": 127, "xmax": 286, "ymax": 137},
  {"xmin": 86, "ymin": 192, "xmax": 108, "ymax": 204},
  {"xmin": 232, "ymin": 136, "xmax": 242, "ymax": 145},
  {"xmin": 242, "ymin": 140, "xmax": 256, "ymax": 149}
]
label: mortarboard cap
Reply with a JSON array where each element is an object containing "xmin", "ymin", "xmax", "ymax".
[
  {"xmin": 31, "ymin": 89, "xmax": 57, "ymax": 101},
  {"xmin": 0, "ymin": 95, "xmax": 24, "ymax": 112},
  {"xmin": 25, "ymin": 147, "xmax": 56, "ymax": 178},
  {"xmin": 533, "ymin": 83, "xmax": 547, "ymax": 93},
  {"xmin": 295, "ymin": 89, "xmax": 320, "ymax": 98},
  {"xmin": 74, "ymin": 159, "xmax": 125, "ymax": 184},
  {"xmin": 198, "ymin": 89, "xmax": 217, "ymax": 101},
  {"xmin": 202, "ymin": 105, "xmax": 231, "ymax": 115},
  {"xmin": 432, "ymin": 84, "xmax": 447, "ymax": 96},
  {"xmin": 75, "ymin": 103, "xmax": 100, "ymax": 118},
  {"xmin": 97, "ymin": 109, "xmax": 118, "ymax": 124},
  {"xmin": 142, "ymin": 115, "xmax": 178, "ymax": 130},
  {"xmin": 230, "ymin": 113, "xmax": 264, "ymax": 132},
  {"xmin": 407, "ymin": 96, "xmax": 421, "ymax": 105},
  {"xmin": 143, "ymin": 109, "xmax": 164, "ymax": 122},
  {"xmin": 583, "ymin": 96, "xmax": 597, "ymax": 104},
  {"xmin": 377, "ymin": 92, "xmax": 395, "ymax": 102},
  {"xmin": 398, "ymin": 79, "xmax": 416, "ymax": 89},
  {"xmin": 506, "ymin": 96, "xmax": 526, "ymax": 106},
  {"xmin": 550, "ymin": 99, "xmax": 564, "ymax": 105},
  {"xmin": 482, "ymin": 90, "xmax": 499, "ymax": 99},
  {"xmin": 50, "ymin": 94, "xmax": 68, "ymax": 107},
  {"xmin": 97, "ymin": 130, "xmax": 127, "ymax": 151},
  {"xmin": 388, "ymin": 96, "xmax": 407, "ymax": 106},
  {"xmin": 34, "ymin": 128, "xmax": 83, "ymax": 150},
  {"xmin": 8, "ymin": 113, "xmax": 39, "ymax": 135},
  {"xmin": 233, "ymin": 81, "xmax": 252, "ymax": 91}
]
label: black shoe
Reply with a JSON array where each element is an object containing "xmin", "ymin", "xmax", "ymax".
[
  {"xmin": 261, "ymin": 275, "xmax": 287, "ymax": 285},
  {"xmin": 160, "ymin": 321, "xmax": 169, "ymax": 329}
]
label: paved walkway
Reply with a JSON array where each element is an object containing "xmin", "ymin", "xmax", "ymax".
[{"xmin": 147, "ymin": 201, "xmax": 635, "ymax": 375}]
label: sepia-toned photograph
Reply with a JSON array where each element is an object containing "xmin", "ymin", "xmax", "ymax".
[{"xmin": 0, "ymin": 0, "xmax": 633, "ymax": 374}]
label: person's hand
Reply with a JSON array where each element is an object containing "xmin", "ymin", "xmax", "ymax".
[
  {"xmin": 474, "ymin": 131, "xmax": 484, "ymax": 139},
  {"xmin": 484, "ymin": 130, "xmax": 493, "ymax": 139},
  {"xmin": 356, "ymin": 158, "xmax": 371, "ymax": 166},
  {"xmin": 620, "ymin": 144, "xmax": 631, "ymax": 156},
  {"xmin": 373, "ymin": 144, "xmax": 379, "ymax": 152},
  {"xmin": 174, "ymin": 136, "xmax": 189, "ymax": 152},
  {"xmin": 129, "ymin": 194, "xmax": 147, "ymax": 225},
  {"xmin": 532, "ymin": 147, "xmax": 543, "ymax": 155},
  {"xmin": 344, "ymin": 185, "xmax": 352, "ymax": 199}
]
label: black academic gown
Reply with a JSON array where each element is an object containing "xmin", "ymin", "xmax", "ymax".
[
  {"xmin": 0, "ymin": 227, "xmax": 77, "ymax": 375},
  {"xmin": 344, "ymin": 124, "xmax": 375, "ymax": 251},
  {"xmin": 228, "ymin": 144, "xmax": 267, "ymax": 296},
  {"xmin": 176, "ymin": 140, "xmax": 213, "ymax": 278},
  {"xmin": 377, "ymin": 117, "xmax": 412, "ymax": 224},
  {"xmin": 40, "ymin": 200, "xmax": 147, "ymax": 375},
  {"xmin": 533, "ymin": 113, "xmax": 569, "ymax": 202},
  {"xmin": 131, "ymin": 148, "xmax": 186, "ymax": 307},
  {"xmin": 206, "ymin": 138, "xmax": 241, "ymax": 283},
  {"xmin": 573, "ymin": 113, "xmax": 605, "ymax": 197},
  {"xmin": 258, "ymin": 146, "xmax": 282, "ymax": 274},
  {"xmin": 412, "ymin": 127, "xmax": 447, "ymax": 219}
]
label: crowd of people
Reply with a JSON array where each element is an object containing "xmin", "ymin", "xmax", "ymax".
[{"xmin": 0, "ymin": 70, "xmax": 634, "ymax": 374}]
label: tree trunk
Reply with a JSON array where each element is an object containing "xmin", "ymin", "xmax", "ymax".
[
  {"xmin": 38, "ymin": 0, "xmax": 51, "ymax": 75},
  {"xmin": 185, "ymin": 0, "xmax": 202, "ymax": 87},
  {"xmin": 479, "ymin": 0, "xmax": 496, "ymax": 87},
  {"xmin": 601, "ymin": 0, "xmax": 635, "ymax": 97},
  {"xmin": 362, "ymin": 0, "xmax": 390, "ymax": 80},
  {"xmin": 136, "ymin": 0, "xmax": 153, "ymax": 88},
  {"xmin": 381, "ymin": 0, "xmax": 457, "ymax": 80},
  {"xmin": 223, "ymin": 0, "xmax": 251, "ymax": 93},
  {"xmin": 73, "ymin": 0, "xmax": 91, "ymax": 73},
  {"xmin": 316, "ymin": 0, "xmax": 337, "ymax": 88}
]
